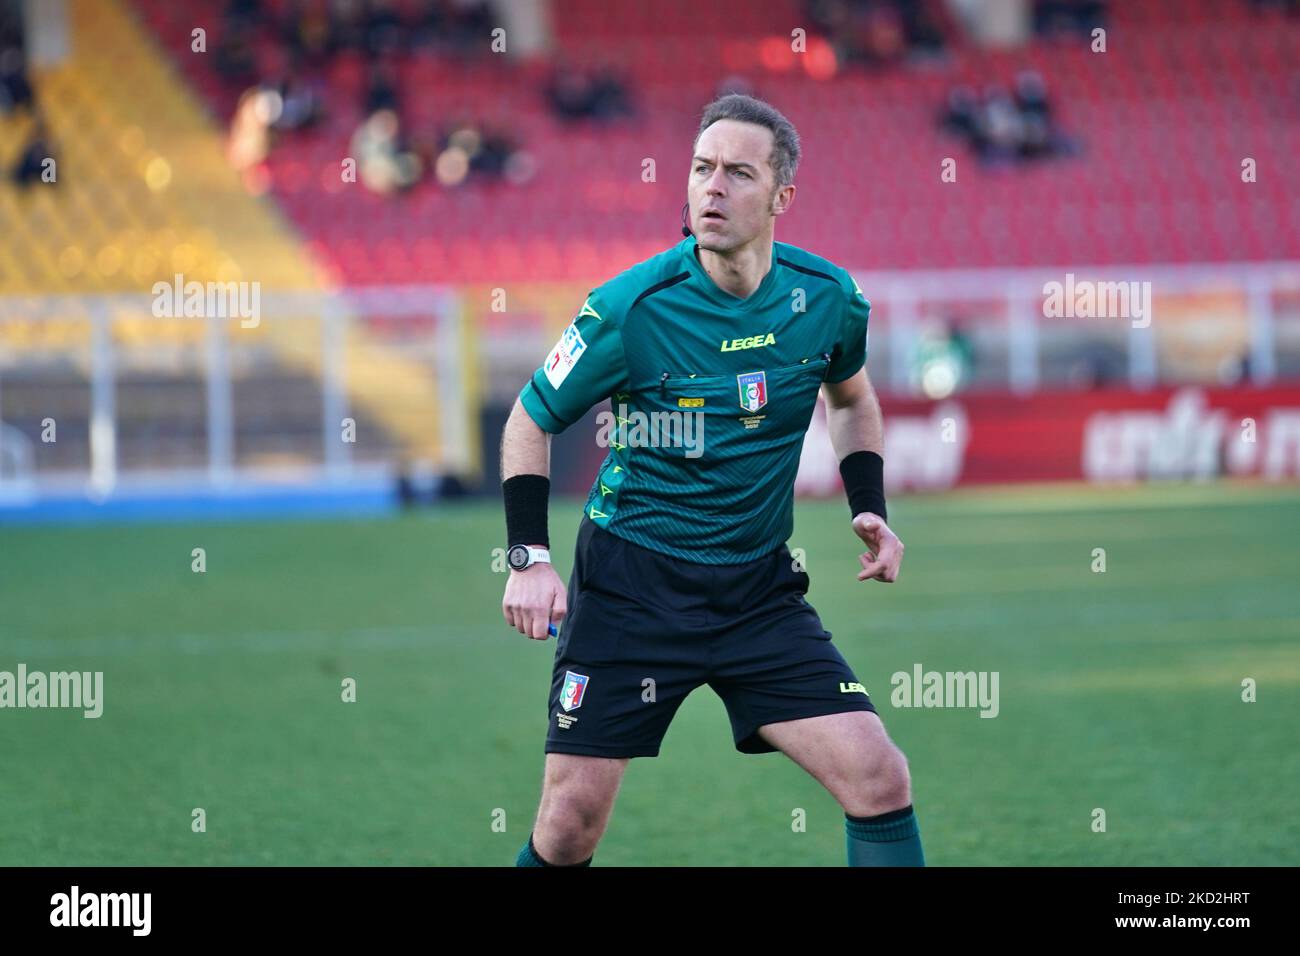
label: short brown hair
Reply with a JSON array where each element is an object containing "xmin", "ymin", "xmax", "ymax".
[{"xmin": 694, "ymin": 94, "xmax": 801, "ymax": 187}]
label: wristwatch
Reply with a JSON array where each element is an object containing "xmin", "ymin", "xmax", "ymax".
[{"xmin": 507, "ymin": 545, "xmax": 551, "ymax": 572}]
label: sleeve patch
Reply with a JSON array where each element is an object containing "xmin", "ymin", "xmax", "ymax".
[{"xmin": 543, "ymin": 321, "xmax": 588, "ymax": 390}]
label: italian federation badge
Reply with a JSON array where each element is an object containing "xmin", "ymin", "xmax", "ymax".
[
  {"xmin": 737, "ymin": 371, "xmax": 767, "ymax": 413},
  {"xmin": 560, "ymin": 671, "xmax": 589, "ymax": 712}
]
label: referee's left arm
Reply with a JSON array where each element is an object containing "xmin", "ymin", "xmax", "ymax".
[
  {"xmin": 821, "ymin": 275, "xmax": 904, "ymax": 584},
  {"xmin": 822, "ymin": 367, "xmax": 883, "ymax": 461},
  {"xmin": 823, "ymin": 369, "xmax": 904, "ymax": 583}
]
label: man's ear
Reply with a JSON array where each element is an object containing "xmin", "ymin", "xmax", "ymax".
[{"xmin": 772, "ymin": 183, "xmax": 795, "ymax": 216}]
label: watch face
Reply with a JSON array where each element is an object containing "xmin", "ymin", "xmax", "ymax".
[{"xmin": 507, "ymin": 545, "xmax": 530, "ymax": 570}]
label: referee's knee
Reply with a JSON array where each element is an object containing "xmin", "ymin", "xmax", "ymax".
[
  {"xmin": 842, "ymin": 745, "xmax": 912, "ymax": 818},
  {"xmin": 534, "ymin": 796, "xmax": 609, "ymax": 862}
]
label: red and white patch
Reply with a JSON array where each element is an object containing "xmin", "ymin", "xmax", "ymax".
[{"xmin": 544, "ymin": 322, "xmax": 587, "ymax": 390}]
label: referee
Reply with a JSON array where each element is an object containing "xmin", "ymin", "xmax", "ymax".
[{"xmin": 500, "ymin": 94, "xmax": 922, "ymax": 867}]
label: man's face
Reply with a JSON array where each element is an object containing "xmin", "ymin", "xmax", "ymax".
[{"xmin": 688, "ymin": 119, "xmax": 792, "ymax": 253}]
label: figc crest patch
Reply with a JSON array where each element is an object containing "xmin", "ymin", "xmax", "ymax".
[
  {"xmin": 560, "ymin": 671, "xmax": 589, "ymax": 712},
  {"xmin": 737, "ymin": 371, "xmax": 767, "ymax": 413}
]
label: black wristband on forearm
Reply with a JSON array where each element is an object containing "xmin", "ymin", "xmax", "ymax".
[
  {"xmin": 503, "ymin": 474, "xmax": 550, "ymax": 548},
  {"xmin": 839, "ymin": 450, "xmax": 887, "ymax": 523}
]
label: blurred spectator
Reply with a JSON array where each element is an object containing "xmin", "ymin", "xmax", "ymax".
[
  {"xmin": 1248, "ymin": 0, "xmax": 1299, "ymax": 12},
  {"xmin": 468, "ymin": 130, "xmax": 511, "ymax": 177},
  {"xmin": 430, "ymin": 121, "xmax": 535, "ymax": 187},
  {"xmin": 205, "ymin": 0, "xmax": 523, "ymax": 184},
  {"xmin": 268, "ymin": 66, "xmax": 325, "ymax": 131},
  {"xmin": 1034, "ymin": 0, "xmax": 1107, "ymax": 38},
  {"xmin": 1014, "ymin": 70, "xmax": 1053, "ymax": 158},
  {"xmin": 1014, "ymin": 70, "xmax": 1051, "ymax": 121},
  {"xmin": 1067, "ymin": 345, "xmax": 1125, "ymax": 389},
  {"xmin": 409, "ymin": 0, "xmax": 449, "ymax": 51},
  {"xmin": 0, "ymin": 0, "xmax": 22, "ymax": 50},
  {"xmin": 364, "ymin": 0, "xmax": 405, "ymax": 58},
  {"xmin": 978, "ymin": 85, "xmax": 1026, "ymax": 165},
  {"xmin": 912, "ymin": 319, "xmax": 971, "ymax": 399},
  {"xmin": 898, "ymin": 0, "xmax": 946, "ymax": 57},
  {"xmin": 862, "ymin": 3, "xmax": 906, "ymax": 63},
  {"xmin": 227, "ymin": 87, "xmax": 276, "ymax": 171},
  {"xmin": 215, "ymin": 20, "xmax": 259, "ymax": 86},
  {"xmin": 715, "ymin": 74, "xmax": 756, "ymax": 99},
  {"xmin": 589, "ymin": 68, "xmax": 634, "ymax": 120},
  {"xmin": 939, "ymin": 72, "xmax": 1075, "ymax": 165},
  {"xmin": 351, "ymin": 108, "xmax": 421, "ymax": 194},
  {"xmin": 364, "ymin": 59, "xmax": 401, "ymax": 118},
  {"xmin": 224, "ymin": 0, "xmax": 266, "ymax": 30},
  {"xmin": 329, "ymin": 0, "xmax": 368, "ymax": 54},
  {"xmin": 0, "ymin": 46, "xmax": 34, "ymax": 116},
  {"xmin": 445, "ymin": 0, "xmax": 495, "ymax": 50},
  {"xmin": 939, "ymin": 84, "xmax": 982, "ymax": 143},
  {"xmin": 806, "ymin": 0, "xmax": 948, "ymax": 69},
  {"xmin": 1218, "ymin": 349, "xmax": 1254, "ymax": 386},
  {"xmin": 282, "ymin": 0, "xmax": 334, "ymax": 69},
  {"xmin": 947, "ymin": 319, "xmax": 975, "ymax": 373},
  {"xmin": 547, "ymin": 67, "xmax": 595, "ymax": 121},
  {"xmin": 10, "ymin": 114, "xmax": 56, "ymax": 188},
  {"xmin": 547, "ymin": 66, "xmax": 634, "ymax": 123}
]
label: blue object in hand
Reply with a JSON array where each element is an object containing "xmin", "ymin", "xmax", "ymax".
[{"xmin": 548, "ymin": 623, "xmax": 558, "ymax": 637}]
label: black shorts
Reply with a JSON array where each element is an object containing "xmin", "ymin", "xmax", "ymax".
[{"xmin": 545, "ymin": 518, "xmax": 877, "ymax": 758}]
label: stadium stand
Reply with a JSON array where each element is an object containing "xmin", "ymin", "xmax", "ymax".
[
  {"xmin": 2, "ymin": 0, "xmax": 1295, "ymax": 482},
  {"xmin": 129, "ymin": 0, "xmax": 1298, "ymax": 284},
  {"xmin": 0, "ymin": 0, "xmax": 454, "ymax": 475}
]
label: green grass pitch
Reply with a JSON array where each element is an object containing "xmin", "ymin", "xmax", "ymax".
[{"xmin": 1, "ymin": 483, "xmax": 1297, "ymax": 865}]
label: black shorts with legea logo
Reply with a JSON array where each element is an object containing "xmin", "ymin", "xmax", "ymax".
[{"xmin": 544, "ymin": 517, "xmax": 877, "ymax": 758}]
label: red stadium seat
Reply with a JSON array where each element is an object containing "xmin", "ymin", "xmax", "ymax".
[{"xmin": 130, "ymin": 0, "xmax": 1300, "ymax": 283}]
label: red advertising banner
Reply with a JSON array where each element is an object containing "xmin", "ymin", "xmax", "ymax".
[{"xmin": 795, "ymin": 385, "xmax": 1300, "ymax": 494}]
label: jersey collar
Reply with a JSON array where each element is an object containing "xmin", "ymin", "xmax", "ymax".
[{"xmin": 680, "ymin": 234, "xmax": 781, "ymax": 313}]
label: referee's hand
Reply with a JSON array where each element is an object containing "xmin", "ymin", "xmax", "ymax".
[
  {"xmin": 852, "ymin": 513, "xmax": 904, "ymax": 583},
  {"xmin": 502, "ymin": 560, "xmax": 568, "ymax": 640}
]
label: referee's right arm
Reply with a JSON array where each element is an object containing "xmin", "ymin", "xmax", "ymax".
[
  {"xmin": 500, "ymin": 400, "xmax": 565, "ymax": 640},
  {"xmin": 500, "ymin": 293, "xmax": 628, "ymax": 641}
]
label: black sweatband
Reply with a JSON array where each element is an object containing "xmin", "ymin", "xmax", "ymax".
[
  {"xmin": 839, "ymin": 450, "xmax": 887, "ymax": 522},
  {"xmin": 503, "ymin": 474, "xmax": 550, "ymax": 548}
]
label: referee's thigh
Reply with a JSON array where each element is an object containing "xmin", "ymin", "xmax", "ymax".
[{"xmin": 759, "ymin": 710, "xmax": 912, "ymax": 818}]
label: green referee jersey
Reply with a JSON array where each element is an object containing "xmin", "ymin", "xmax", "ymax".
[{"xmin": 519, "ymin": 234, "xmax": 871, "ymax": 565}]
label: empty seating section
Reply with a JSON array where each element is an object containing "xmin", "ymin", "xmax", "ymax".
[{"xmin": 127, "ymin": 0, "xmax": 1298, "ymax": 283}]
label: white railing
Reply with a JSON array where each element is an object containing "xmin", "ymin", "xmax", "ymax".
[
  {"xmin": 0, "ymin": 422, "xmax": 35, "ymax": 501},
  {"xmin": 851, "ymin": 260, "xmax": 1300, "ymax": 394},
  {"xmin": 2, "ymin": 263, "xmax": 1298, "ymax": 491},
  {"xmin": 0, "ymin": 287, "xmax": 471, "ymax": 493}
]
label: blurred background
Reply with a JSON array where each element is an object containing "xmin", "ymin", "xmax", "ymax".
[
  {"xmin": 1, "ymin": 0, "xmax": 1298, "ymax": 514},
  {"xmin": 1, "ymin": 0, "xmax": 1298, "ymax": 866}
]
